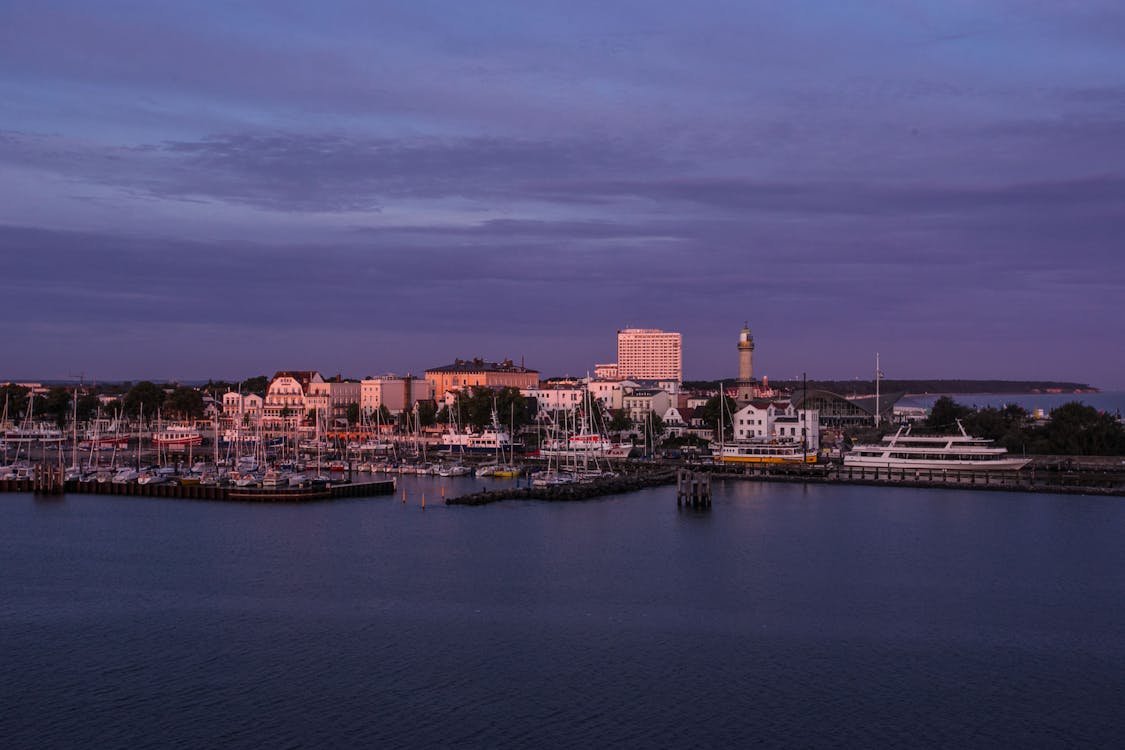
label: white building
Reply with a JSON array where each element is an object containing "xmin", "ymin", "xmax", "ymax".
[
  {"xmin": 585, "ymin": 378, "xmax": 640, "ymax": 411},
  {"xmin": 263, "ymin": 371, "xmax": 324, "ymax": 425},
  {"xmin": 361, "ymin": 376, "xmax": 433, "ymax": 416},
  {"xmin": 222, "ymin": 392, "xmax": 263, "ymax": 421},
  {"xmin": 523, "ymin": 384, "xmax": 586, "ymax": 413},
  {"xmin": 731, "ymin": 400, "xmax": 820, "ymax": 450},
  {"xmin": 661, "ymin": 406, "xmax": 690, "ymax": 437},
  {"xmin": 616, "ymin": 328, "xmax": 682, "ymax": 383},
  {"xmin": 622, "ymin": 388, "xmax": 674, "ymax": 424}
]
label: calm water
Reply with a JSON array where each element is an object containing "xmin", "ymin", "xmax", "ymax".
[{"xmin": 3, "ymin": 478, "xmax": 1124, "ymax": 749}]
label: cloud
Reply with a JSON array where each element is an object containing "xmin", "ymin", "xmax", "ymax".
[{"xmin": 0, "ymin": 130, "xmax": 665, "ymax": 213}]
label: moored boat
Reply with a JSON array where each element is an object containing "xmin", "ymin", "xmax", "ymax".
[
  {"xmin": 843, "ymin": 421, "xmax": 1031, "ymax": 471},
  {"xmin": 712, "ymin": 440, "xmax": 817, "ymax": 464},
  {"xmin": 152, "ymin": 425, "xmax": 203, "ymax": 448}
]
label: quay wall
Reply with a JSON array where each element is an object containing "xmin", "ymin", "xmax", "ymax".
[
  {"xmin": 0, "ymin": 478, "xmax": 396, "ymax": 502},
  {"xmin": 685, "ymin": 461, "xmax": 1125, "ymax": 497}
]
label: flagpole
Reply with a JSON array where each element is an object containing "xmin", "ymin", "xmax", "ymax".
[{"xmin": 875, "ymin": 353, "xmax": 880, "ymax": 428}]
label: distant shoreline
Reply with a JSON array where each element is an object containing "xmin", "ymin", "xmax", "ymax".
[{"xmin": 685, "ymin": 379, "xmax": 1101, "ymax": 395}]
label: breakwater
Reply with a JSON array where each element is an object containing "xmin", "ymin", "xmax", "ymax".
[
  {"xmin": 447, "ymin": 471, "xmax": 676, "ymax": 506},
  {"xmin": 0, "ymin": 477, "xmax": 396, "ymax": 502}
]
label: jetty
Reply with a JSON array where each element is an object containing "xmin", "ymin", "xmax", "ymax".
[
  {"xmin": 1, "ymin": 473, "xmax": 396, "ymax": 503},
  {"xmin": 447, "ymin": 470, "xmax": 675, "ymax": 506}
]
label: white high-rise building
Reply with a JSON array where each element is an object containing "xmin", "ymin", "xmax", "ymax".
[{"xmin": 616, "ymin": 328, "xmax": 682, "ymax": 383}]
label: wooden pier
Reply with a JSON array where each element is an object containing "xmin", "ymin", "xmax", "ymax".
[
  {"xmin": 32, "ymin": 465, "xmax": 65, "ymax": 496},
  {"xmin": 676, "ymin": 469, "xmax": 711, "ymax": 508}
]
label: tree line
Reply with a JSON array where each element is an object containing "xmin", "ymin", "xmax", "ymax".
[{"xmin": 925, "ymin": 396, "xmax": 1125, "ymax": 455}]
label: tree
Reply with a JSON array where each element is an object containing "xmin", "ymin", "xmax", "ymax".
[
  {"xmin": 123, "ymin": 381, "xmax": 165, "ymax": 419},
  {"xmin": 963, "ymin": 404, "xmax": 1027, "ymax": 443},
  {"xmin": 346, "ymin": 403, "xmax": 361, "ymax": 426},
  {"xmin": 41, "ymin": 386, "xmax": 73, "ymax": 428},
  {"xmin": 607, "ymin": 409, "xmax": 633, "ymax": 435},
  {"xmin": 649, "ymin": 413, "xmax": 666, "ymax": 438},
  {"xmin": 166, "ymin": 385, "xmax": 204, "ymax": 419},
  {"xmin": 377, "ymin": 405, "xmax": 393, "ymax": 427},
  {"xmin": 926, "ymin": 396, "xmax": 971, "ymax": 432},
  {"xmin": 240, "ymin": 375, "xmax": 269, "ymax": 395},
  {"xmin": 434, "ymin": 404, "xmax": 451, "ymax": 426},
  {"xmin": 76, "ymin": 393, "xmax": 101, "ymax": 423},
  {"xmin": 1033, "ymin": 402, "xmax": 1125, "ymax": 455},
  {"xmin": 451, "ymin": 386, "xmax": 532, "ymax": 432},
  {"xmin": 416, "ymin": 400, "xmax": 438, "ymax": 428},
  {"xmin": 699, "ymin": 395, "xmax": 738, "ymax": 440},
  {"xmin": 0, "ymin": 384, "xmax": 30, "ymax": 421}
]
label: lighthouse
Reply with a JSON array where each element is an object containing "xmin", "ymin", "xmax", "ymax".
[{"xmin": 736, "ymin": 323, "xmax": 755, "ymax": 401}]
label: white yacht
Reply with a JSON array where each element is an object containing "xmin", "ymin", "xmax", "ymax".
[{"xmin": 844, "ymin": 421, "xmax": 1031, "ymax": 471}]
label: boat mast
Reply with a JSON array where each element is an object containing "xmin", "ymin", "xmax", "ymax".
[{"xmin": 70, "ymin": 384, "xmax": 79, "ymax": 471}]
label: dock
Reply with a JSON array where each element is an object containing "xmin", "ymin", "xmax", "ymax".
[
  {"xmin": 690, "ymin": 460, "xmax": 1125, "ymax": 496},
  {"xmin": 447, "ymin": 471, "xmax": 676, "ymax": 506},
  {"xmin": 1, "ymin": 474, "xmax": 396, "ymax": 502}
]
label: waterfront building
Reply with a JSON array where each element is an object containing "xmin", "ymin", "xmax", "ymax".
[
  {"xmin": 792, "ymin": 389, "xmax": 901, "ymax": 429},
  {"xmin": 523, "ymin": 384, "xmax": 586, "ymax": 413},
  {"xmin": 222, "ymin": 392, "xmax": 263, "ymax": 422},
  {"xmin": 263, "ymin": 371, "xmax": 323, "ymax": 425},
  {"xmin": 361, "ymin": 375, "xmax": 434, "ymax": 417},
  {"xmin": 425, "ymin": 358, "xmax": 539, "ymax": 395},
  {"xmin": 623, "ymin": 388, "xmax": 674, "ymax": 424},
  {"xmin": 585, "ymin": 378, "xmax": 639, "ymax": 411},
  {"xmin": 616, "ymin": 328, "xmax": 682, "ymax": 383},
  {"xmin": 661, "ymin": 406, "xmax": 690, "ymax": 437},
  {"xmin": 306, "ymin": 378, "xmax": 362, "ymax": 424},
  {"xmin": 731, "ymin": 400, "xmax": 820, "ymax": 449}
]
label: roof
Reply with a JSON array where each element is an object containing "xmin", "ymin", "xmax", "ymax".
[
  {"xmin": 792, "ymin": 388, "xmax": 902, "ymax": 416},
  {"xmin": 425, "ymin": 358, "xmax": 538, "ymax": 374},
  {"xmin": 738, "ymin": 399, "xmax": 790, "ymax": 411},
  {"xmin": 270, "ymin": 371, "xmax": 322, "ymax": 392}
]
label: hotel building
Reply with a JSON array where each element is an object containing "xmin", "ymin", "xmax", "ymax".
[{"xmin": 616, "ymin": 328, "xmax": 682, "ymax": 383}]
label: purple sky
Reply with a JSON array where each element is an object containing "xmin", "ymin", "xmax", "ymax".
[{"xmin": 2, "ymin": 1, "xmax": 1123, "ymax": 387}]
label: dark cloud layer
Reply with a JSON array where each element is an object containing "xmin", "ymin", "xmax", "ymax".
[{"xmin": 1, "ymin": 1, "xmax": 1123, "ymax": 384}]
